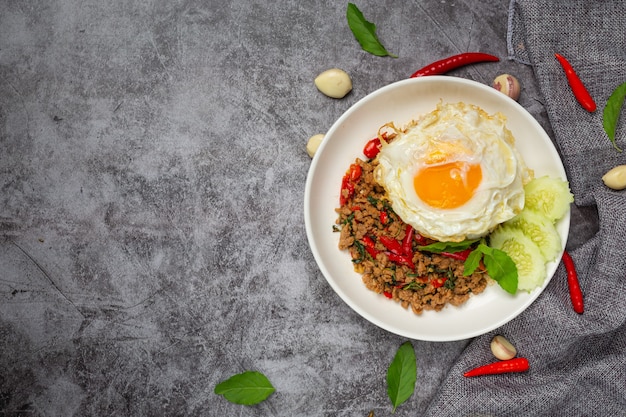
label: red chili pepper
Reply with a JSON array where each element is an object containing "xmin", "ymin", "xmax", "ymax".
[
  {"xmin": 383, "ymin": 291, "xmax": 393, "ymax": 299},
  {"xmin": 351, "ymin": 206, "xmax": 361, "ymax": 211},
  {"xmin": 345, "ymin": 181, "xmax": 355, "ymax": 196},
  {"xmin": 349, "ymin": 163, "xmax": 362, "ymax": 181},
  {"xmin": 363, "ymin": 137, "xmax": 382, "ymax": 159},
  {"xmin": 379, "ymin": 236, "xmax": 403, "ymax": 255},
  {"xmin": 464, "ymin": 357, "xmax": 529, "ymax": 377},
  {"xmin": 554, "ymin": 53, "xmax": 596, "ymax": 112},
  {"xmin": 364, "ymin": 247, "xmax": 378, "ymax": 258},
  {"xmin": 441, "ymin": 248, "xmax": 473, "ymax": 261},
  {"xmin": 339, "ymin": 174, "xmax": 350, "ymax": 206},
  {"xmin": 339, "ymin": 165, "xmax": 361, "ymax": 206},
  {"xmin": 401, "ymin": 224, "xmax": 414, "ymax": 256},
  {"xmin": 410, "ymin": 52, "xmax": 500, "ymax": 78},
  {"xmin": 431, "ymin": 277, "xmax": 447, "ymax": 288},
  {"xmin": 562, "ymin": 250, "xmax": 584, "ymax": 314},
  {"xmin": 379, "ymin": 211, "xmax": 388, "ymax": 225},
  {"xmin": 361, "ymin": 236, "xmax": 379, "ymax": 258},
  {"xmin": 362, "ymin": 236, "xmax": 376, "ymax": 247},
  {"xmin": 387, "ymin": 252, "xmax": 415, "ymax": 269}
]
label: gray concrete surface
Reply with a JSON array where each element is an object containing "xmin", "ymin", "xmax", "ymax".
[{"xmin": 0, "ymin": 0, "xmax": 598, "ymax": 415}]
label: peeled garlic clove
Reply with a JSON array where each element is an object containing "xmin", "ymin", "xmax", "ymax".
[
  {"xmin": 490, "ymin": 335, "xmax": 517, "ymax": 360},
  {"xmin": 493, "ymin": 74, "xmax": 521, "ymax": 101},
  {"xmin": 306, "ymin": 133, "xmax": 324, "ymax": 158},
  {"xmin": 315, "ymin": 68, "xmax": 352, "ymax": 99},
  {"xmin": 602, "ymin": 165, "xmax": 626, "ymax": 190}
]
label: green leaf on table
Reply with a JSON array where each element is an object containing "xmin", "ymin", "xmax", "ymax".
[
  {"xmin": 386, "ymin": 341, "xmax": 417, "ymax": 413},
  {"xmin": 214, "ymin": 371, "xmax": 275, "ymax": 405},
  {"xmin": 465, "ymin": 243, "xmax": 518, "ymax": 294},
  {"xmin": 603, "ymin": 81, "xmax": 626, "ymax": 152},
  {"xmin": 346, "ymin": 3, "xmax": 397, "ymax": 58}
]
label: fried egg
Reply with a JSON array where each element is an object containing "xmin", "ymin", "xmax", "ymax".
[{"xmin": 375, "ymin": 102, "xmax": 531, "ymax": 242}]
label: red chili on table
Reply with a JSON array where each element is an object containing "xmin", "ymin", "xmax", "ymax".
[
  {"xmin": 464, "ymin": 357, "xmax": 529, "ymax": 377},
  {"xmin": 409, "ymin": 52, "xmax": 500, "ymax": 78},
  {"xmin": 562, "ymin": 250, "xmax": 584, "ymax": 314},
  {"xmin": 554, "ymin": 53, "xmax": 596, "ymax": 112}
]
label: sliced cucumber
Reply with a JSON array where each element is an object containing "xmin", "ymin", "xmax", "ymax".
[
  {"xmin": 489, "ymin": 226, "xmax": 546, "ymax": 292},
  {"xmin": 523, "ymin": 176, "xmax": 573, "ymax": 223},
  {"xmin": 506, "ymin": 209, "xmax": 561, "ymax": 262}
]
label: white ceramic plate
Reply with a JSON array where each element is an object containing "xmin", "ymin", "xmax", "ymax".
[{"xmin": 304, "ymin": 76, "xmax": 570, "ymax": 342}]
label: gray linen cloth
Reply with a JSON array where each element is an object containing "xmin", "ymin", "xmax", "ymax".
[{"xmin": 425, "ymin": 1, "xmax": 626, "ymax": 415}]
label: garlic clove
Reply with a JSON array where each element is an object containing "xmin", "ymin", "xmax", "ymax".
[
  {"xmin": 490, "ymin": 335, "xmax": 517, "ymax": 360},
  {"xmin": 315, "ymin": 68, "xmax": 352, "ymax": 99},
  {"xmin": 493, "ymin": 74, "xmax": 521, "ymax": 101},
  {"xmin": 602, "ymin": 165, "xmax": 626, "ymax": 190},
  {"xmin": 306, "ymin": 133, "xmax": 325, "ymax": 158}
]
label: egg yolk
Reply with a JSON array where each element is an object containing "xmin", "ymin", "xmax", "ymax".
[{"xmin": 414, "ymin": 162, "xmax": 482, "ymax": 209}]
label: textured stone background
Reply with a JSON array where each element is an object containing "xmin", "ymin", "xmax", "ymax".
[{"xmin": 0, "ymin": 0, "xmax": 600, "ymax": 416}]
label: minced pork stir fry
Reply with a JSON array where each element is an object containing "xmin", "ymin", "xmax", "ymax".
[{"xmin": 334, "ymin": 156, "xmax": 489, "ymax": 315}]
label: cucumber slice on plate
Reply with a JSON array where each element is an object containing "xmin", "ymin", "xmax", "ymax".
[
  {"xmin": 506, "ymin": 209, "xmax": 561, "ymax": 262},
  {"xmin": 489, "ymin": 226, "xmax": 546, "ymax": 292},
  {"xmin": 523, "ymin": 176, "xmax": 573, "ymax": 223}
]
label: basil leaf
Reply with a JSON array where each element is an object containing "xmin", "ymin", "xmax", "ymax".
[
  {"xmin": 463, "ymin": 248, "xmax": 483, "ymax": 276},
  {"xmin": 462, "ymin": 244, "xmax": 517, "ymax": 294},
  {"xmin": 386, "ymin": 341, "xmax": 417, "ymax": 413},
  {"xmin": 418, "ymin": 239, "xmax": 478, "ymax": 253},
  {"xmin": 214, "ymin": 371, "xmax": 275, "ymax": 405},
  {"xmin": 603, "ymin": 81, "xmax": 626, "ymax": 152},
  {"xmin": 479, "ymin": 244, "xmax": 518, "ymax": 294},
  {"xmin": 346, "ymin": 3, "xmax": 397, "ymax": 58}
]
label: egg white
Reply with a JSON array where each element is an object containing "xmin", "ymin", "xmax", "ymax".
[{"xmin": 375, "ymin": 102, "xmax": 531, "ymax": 242}]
